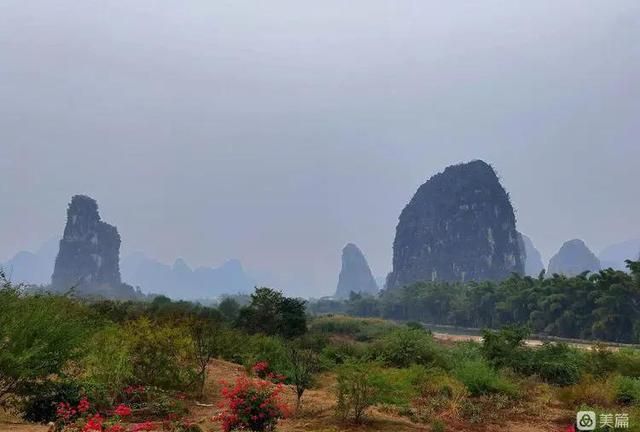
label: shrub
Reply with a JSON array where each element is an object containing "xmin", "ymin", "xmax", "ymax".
[
  {"xmin": 242, "ymin": 334, "xmax": 291, "ymax": 380},
  {"xmin": 0, "ymin": 281, "xmax": 90, "ymax": 402},
  {"xmin": 309, "ymin": 315, "xmax": 397, "ymax": 341},
  {"xmin": 371, "ymin": 365, "xmax": 429, "ymax": 408},
  {"xmin": 411, "ymin": 370, "xmax": 468, "ymax": 421},
  {"xmin": 481, "ymin": 326, "xmax": 529, "ymax": 369},
  {"xmin": 557, "ymin": 375, "xmax": 615, "ymax": 408},
  {"xmin": 287, "ymin": 347, "xmax": 320, "ymax": 410},
  {"xmin": 613, "ymin": 349, "xmax": 640, "ymax": 377},
  {"xmin": 369, "ymin": 328, "xmax": 445, "ymax": 368},
  {"xmin": 519, "ymin": 343, "xmax": 584, "ymax": 386},
  {"xmin": 214, "ymin": 376, "xmax": 289, "ymax": 432},
  {"xmin": 18, "ymin": 380, "xmax": 83, "ymax": 423},
  {"xmin": 335, "ymin": 361, "xmax": 388, "ymax": 423},
  {"xmin": 453, "ymin": 359, "xmax": 518, "ymax": 397},
  {"xmin": 125, "ymin": 318, "xmax": 197, "ymax": 391},
  {"xmin": 320, "ymin": 340, "xmax": 368, "ymax": 366},
  {"xmin": 448, "ymin": 341, "xmax": 484, "ymax": 366},
  {"xmin": 482, "ymin": 327, "xmax": 584, "ymax": 386},
  {"xmin": 615, "ymin": 376, "xmax": 640, "ymax": 405},
  {"xmin": 584, "ymin": 344, "xmax": 618, "ymax": 377},
  {"xmin": 81, "ymin": 325, "xmax": 134, "ymax": 393}
]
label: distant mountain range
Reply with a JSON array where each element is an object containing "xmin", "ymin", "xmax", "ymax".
[
  {"xmin": 120, "ymin": 253, "xmax": 255, "ymax": 299},
  {"xmin": 598, "ymin": 239, "xmax": 640, "ymax": 271},
  {"xmin": 1, "ymin": 239, "xmax": 257, "ymax": 300},
  {"xmin": 0, "ymin": 238, "xmax": 59, "ymax": 285}
]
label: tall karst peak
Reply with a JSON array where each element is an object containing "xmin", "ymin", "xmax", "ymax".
[
  {"xmin": 51, "ymin": 195, "xmax": 124, "ymax": 295},
  {"xmin": 386, "ymin": 160, "xmax": 524, "ymax": 289},
  {"xmin": 335, "ymin": 243, "xmax": 379, "ymax": 298},
  {"xmin": 548, "ymin": 239, "xmax": 601, "ymax": 277}
]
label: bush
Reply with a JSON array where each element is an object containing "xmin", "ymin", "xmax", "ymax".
[
  {"xmin": 482, "ymin": 327, "xmax": 584, "ymax": 386},
  {"xmin": 309, "ymin": 315, "xmax": 397, "ymax": 341},
  {"xmin": 481, "ymin": 326, "xmax": 529, "ymax": 369},
  {"xmin": 335, "ymin": 361, "xmax": 388, "ymax": 423},
  {"xmin": 411, "ymin": 370, "xmax": 468, "ymax": 421},
  {"xmin": 18, "ymin": 380, "xmax": 83, "ymax": 423},
  {"xmin": 320, "ymin": 340, "xmax": 368, "ymax": 366},
  {"xmin": 81, "ymin": 325, "xmax": 134, "ymax": 392},
  {"xmin": 453, "ymin": 359, "xmax": 518, "ymax": 397},
  {"xmin": 369, "ymin": 328, "xmax": 446, "ymax": 368},
  {"xmin": 615, "ymin": 376, "xmax": 640, "ymax": 405},
  {"xmin": 520, "ymin": 343, "xmax": 583, "ymax": 386},
  {"xmin": 372, "ymin": 365, "xmax": 429, "ymax": 408},
  {"xmin": 0, "ymin": 281, "xmax": 90, "ymax": 402},
  {"xmin": 125, "ymin": 318, "xmax": 197, "ymax": 391},
  {"xmin": 288, "ymin": 347, "xmax": 320, "ymax": 409},
  {"xmin": 557, "ymin": 375, "xmax": 615, "ymax": 408},
  {"xmin": 242, "ymin": 334, "xmax": 292, "ymax": 380},
  {"xmin": 214, "ymin": 376, "xmax": 289, "ymax": 432},
  {"xmin": 613, "ymin": 349, "xmax": 640, "ymax": 377}
]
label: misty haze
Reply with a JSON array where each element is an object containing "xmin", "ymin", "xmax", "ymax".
[{"xmin": 1, "ymin": 2, "xmax": 640, "ymax": 432}]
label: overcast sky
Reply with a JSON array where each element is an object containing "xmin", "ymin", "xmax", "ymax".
[{"xmin": 1, "ymin": 1, "xmax": 639, "ymax": 296}]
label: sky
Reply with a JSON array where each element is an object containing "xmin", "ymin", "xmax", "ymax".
[{"xmin": 1, "ymin": 1, "xmax": 639, "ymax": 297}]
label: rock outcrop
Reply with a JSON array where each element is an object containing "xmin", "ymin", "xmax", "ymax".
[
  {"xmin": 548, "ymin": 239, "xmax": 601, "ymax": 277},
  {"xmin": 51, "ymin": 195, "xmax": 137, "ymax": 298},
  {"xmin": 386, "ymin": 160, "xmax": 524, "ymax": 289},
  {"xmin": 519, "ymin": 233, "xmax": 545, "ymax": 277},
  {"xmin": 335, "ymin": 243, "xmax": 379, "ymax": 298}
]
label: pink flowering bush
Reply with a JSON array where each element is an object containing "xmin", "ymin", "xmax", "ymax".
[
  {"xmin": 214, "ymin": 376, "xmax": 290, "ymax": 432},
  {"xmin": 251, "ymin": 361, "xmax": 287, "ymax": 384}
]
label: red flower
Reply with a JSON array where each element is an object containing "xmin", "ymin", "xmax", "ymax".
[
  {"xmin": 130, "ymin": 421, "xmax": 154, "ymax": 432},
  {"xmin": 77, "ymin": 397, "xmax": 90, "ymax": 413},
  {"xmin": 214, "ymin": 376, "xmax": 289, "ymax": 432},
  {"xmin": 106, "ymin": 424, "xmax": 125, "ymax": 432},
  {"xmin": 114, "ymin": 404, "xmax": 132, "ymax": 417},
  {"xmin": 82, "ymin": 414, "xmax": 103, "ymax": 432}
]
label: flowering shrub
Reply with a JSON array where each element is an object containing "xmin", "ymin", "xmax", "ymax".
[
  {"xmin": 130, "ymin": 421, "xmax": 154, "ymax": 431},
  {"xmin": 214, "ymin": 376, "xmax": 290, "ymax": 432},
  {"xmin": 252, "ymin": 362, "xmax": 269, "ymax": 377},
  {"xmin": 53, "ymin": 397, "xmax": 153, "ymax": 432},
  {"xmin": 82, "ymin": 414, "xmax": 104, "ymax": 432},
  {"xmin": 114, "ymin": 404, "xmax": 132, "ymax": 417},
  {"xmin": 251, "ymin": 361, "xmax": 286, "ymax": 384}
]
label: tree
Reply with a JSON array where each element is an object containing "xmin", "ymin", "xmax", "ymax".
[
  {"xmin": 236, "ymin": 287, "xmax": 307, "ymax": 339},
  {"xmin": 288, "ymin": 346, "xmax": 319, "ymax": 410},
  {"xmin": 190, "ymin": 319, "xmax": 220, "ymax": 395},
  {"xmin": 218, "ymin": 297, "xmax": 240, "ymax": 322}
]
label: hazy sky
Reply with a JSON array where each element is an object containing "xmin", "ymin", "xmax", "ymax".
[{"xmin": 1, "ymin": 1, "xmax": 639, "ymax": 296}]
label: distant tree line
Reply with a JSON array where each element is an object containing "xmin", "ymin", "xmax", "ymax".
[{"xmin": 308, "ymin": 261, "xmax": 640, "ymax": 344}]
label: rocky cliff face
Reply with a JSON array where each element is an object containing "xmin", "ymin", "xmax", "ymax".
[
  {"xmin": 386, "ymin": 160, "xmax": 524, "ymax": 289},
  {"xmin": 335, "ymin": 243, "xmax": 379, "ymax": 298},
  {"xmin": 51, "ymin": 195, "xmax": 136, "ymax": 298},
  {"xmin": 519, "ymin": 233, "xmax": 545, "ymax": 277},
  {"xmin": 548, "ymin": 239, "xmax": 601, "ymax": 277}
]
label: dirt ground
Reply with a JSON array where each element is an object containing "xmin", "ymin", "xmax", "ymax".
[{"xmin": 0, "ymin": 359, "xmax": 575, "ymax": 432}]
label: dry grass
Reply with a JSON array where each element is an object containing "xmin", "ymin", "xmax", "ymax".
[{"xmin": 0, "ymin": 358, "xmax": 586, "ymax": 432}]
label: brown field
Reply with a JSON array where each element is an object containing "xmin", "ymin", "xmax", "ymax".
[{"xmin": 0, "ymin": 358, "xmax": 577, "ymax": 432}]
